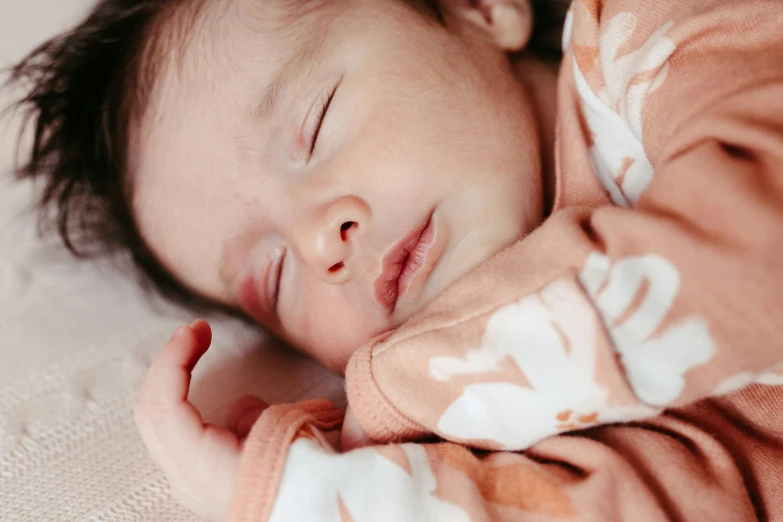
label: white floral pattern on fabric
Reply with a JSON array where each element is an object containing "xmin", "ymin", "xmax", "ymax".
[
  {"xmin": 432, "ymin": 278, "xmax": 654, "ymax": 451},
  {"xmin": 579, "ymin": 253, "xmax": 717, "ymax": 406},
  {"xmin": 713, "ymin": 364, "xmax": 783, "ymax": 395},
  {"xmin": 432, "ymin": 253, "xmax": 718, "ymax": 449},
  {"xmin": 268, "ymin": 438, "xmax": 470, "ymax": 522},
  {"xmin": 758, "ymin": 369, "xmax": 783, "ymax": 386},
  {"xmin": 713, "ymin": 373, "xmax": 757, "ymax": 396},
  {"xmin": 574, "ymin": 13, "xmax": 676, "ymax": 207},
  {"xmin": 562, "ymin": 5, "xmax": 575, "ymax": 52}
]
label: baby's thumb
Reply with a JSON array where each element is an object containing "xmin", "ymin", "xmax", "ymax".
[{"xmin": 340, "ymin": 407, "xmax": 372, "ymax": 452}]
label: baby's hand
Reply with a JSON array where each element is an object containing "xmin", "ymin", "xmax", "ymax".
[{"xmin": 134, "ymin": 320, "xmax": 268, "ymax": 521}]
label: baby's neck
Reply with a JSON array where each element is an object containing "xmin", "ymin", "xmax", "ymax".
[{"xmin": 511, "ymin": 53, "xmax": 560, "ymax": 216}]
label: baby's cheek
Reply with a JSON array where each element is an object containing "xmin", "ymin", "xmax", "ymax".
[
  {"xmin": 288, "ymin": 284, "xmax": 388, "ymax": 372},
  {"xmin": 298, "ymin": 314, "xmax": 385, "ymax": 374}
]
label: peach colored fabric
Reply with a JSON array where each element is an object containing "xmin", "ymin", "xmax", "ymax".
[
  {"xmin": 227, "ymin": 0, "xmax": 783, "ymax": 520},
  {"xmin": 227, "ymin": 400, "xmax": 343, "ymax": 522}
]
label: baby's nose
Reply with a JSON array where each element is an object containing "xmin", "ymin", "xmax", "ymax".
[{"xmin": 297, "ymin": 195, "xmax": 370, "ymax": 284}]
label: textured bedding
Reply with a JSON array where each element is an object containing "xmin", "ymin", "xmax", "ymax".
[{"xmin": 0, "ymin": 2, "xmax": 345, "ymax": 520}]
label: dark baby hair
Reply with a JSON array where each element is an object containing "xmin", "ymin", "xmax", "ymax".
[
  {"xmin": 5, "ymin": 0, "xmax": 229, "ymax": 314},
  {"xmin": 4, "ymin": 0, "xmax": 570, "ymax": 315}
]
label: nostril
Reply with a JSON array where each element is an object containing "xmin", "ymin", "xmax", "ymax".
[
  {"xmin": 340, "ymin": 222, "xmax": 356, "ymax": 241},
  {"xmin": 329, "ymin": 262, "xmax": 344, "ymax": 273}
]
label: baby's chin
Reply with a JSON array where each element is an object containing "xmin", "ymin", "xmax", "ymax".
[{"xmin": 292, "ymin": 324, "xmax": 386, "ymax": 375}]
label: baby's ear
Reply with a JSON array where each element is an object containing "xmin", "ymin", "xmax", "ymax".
[{"xmin": 442, "ymin": 0, "xmax": 533, "ymax": 52}]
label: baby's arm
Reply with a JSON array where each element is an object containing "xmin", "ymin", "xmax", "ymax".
[
  {"xmin": 228, "ymin": 387, "xmax": 773, "ymax": 522},
  {"xmin": 228, "ymin": 398, "xmax": 764, "ymax": 522},
  {"xmin": 135, "ymin": 322, "xmax": 770, "ymax": 522}
]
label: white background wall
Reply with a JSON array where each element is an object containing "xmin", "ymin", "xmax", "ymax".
[{"xmin": 0, "ymin": 0, "xmax": 95, "ymax": 167}]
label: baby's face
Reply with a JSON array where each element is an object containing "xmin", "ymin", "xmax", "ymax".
[{"xmin": 133, "ymin": 0, "xmax": 543, "ymax": 371}]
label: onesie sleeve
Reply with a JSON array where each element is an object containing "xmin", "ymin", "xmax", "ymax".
[{"xmin": 226, "ymin": 389, "xmax": 778, "ymax": 521}]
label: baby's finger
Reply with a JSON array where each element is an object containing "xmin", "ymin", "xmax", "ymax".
[
  {"xmin": 138, "ymin": 320, "xmax": 212, "ymax": 406},
  {"xmin": 156, "ymin": 320, "xmax": 212, "ymax": 373},
  {"xmin": 226, "ymin": 395, "xmax": 269, "ymax": 439},
  {"xmin": 188, "ymin": 319, "xmax": 213, "ymax": 367},
  {"xmin": 135, "ymin": 321, "xmax": 214, "ymax": 472}
]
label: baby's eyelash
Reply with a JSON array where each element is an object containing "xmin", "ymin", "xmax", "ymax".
[
  {"xmin": 308, "ymin": 78, "xmax": 341, "ymax": 157},
  {"xmin": 308, "ymin": 95, "xmax": 329, "ymax": 155},
  {"xmin": 271, "ymin": 248, "xmax": 287, "ymax": 313}
]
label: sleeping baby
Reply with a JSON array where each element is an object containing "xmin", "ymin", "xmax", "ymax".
[{"xmin": 9, "ymin": 0, "xmax": 783, "ymax": 520}]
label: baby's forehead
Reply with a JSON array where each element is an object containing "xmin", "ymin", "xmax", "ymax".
[
  {"xmin": 147, "ymin": 0, "xmax": 334, "ymax": 118},
  {"xmin": 179, "ymin": 0, "xmax": 334, "ymax": 59}
]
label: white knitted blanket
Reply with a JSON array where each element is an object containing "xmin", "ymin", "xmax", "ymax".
[{"xmin": 0, "ymin": 3, "xmax": 345, "ymax": 520}]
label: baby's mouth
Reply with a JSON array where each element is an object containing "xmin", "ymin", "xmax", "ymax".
[{"xmin": 373, "ymin": 212, "xmax": 435, "ymax": 313}]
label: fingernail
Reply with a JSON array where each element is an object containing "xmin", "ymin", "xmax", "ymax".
[
  {"xmin": 170, "ymin": 326, "xmax": 187, "ymax": 342},
  {"xmin": 189, "ymin": 319, "xmax": 200, "ymax": 328}
]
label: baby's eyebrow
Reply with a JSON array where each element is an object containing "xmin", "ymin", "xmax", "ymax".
[
  {"xmin": 247, "ymin": 18, "xmax": 332, "ymax": 124},
  {"xmin": 251, "ymin": 69, "xmax": 286, "ymax": 122}
]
